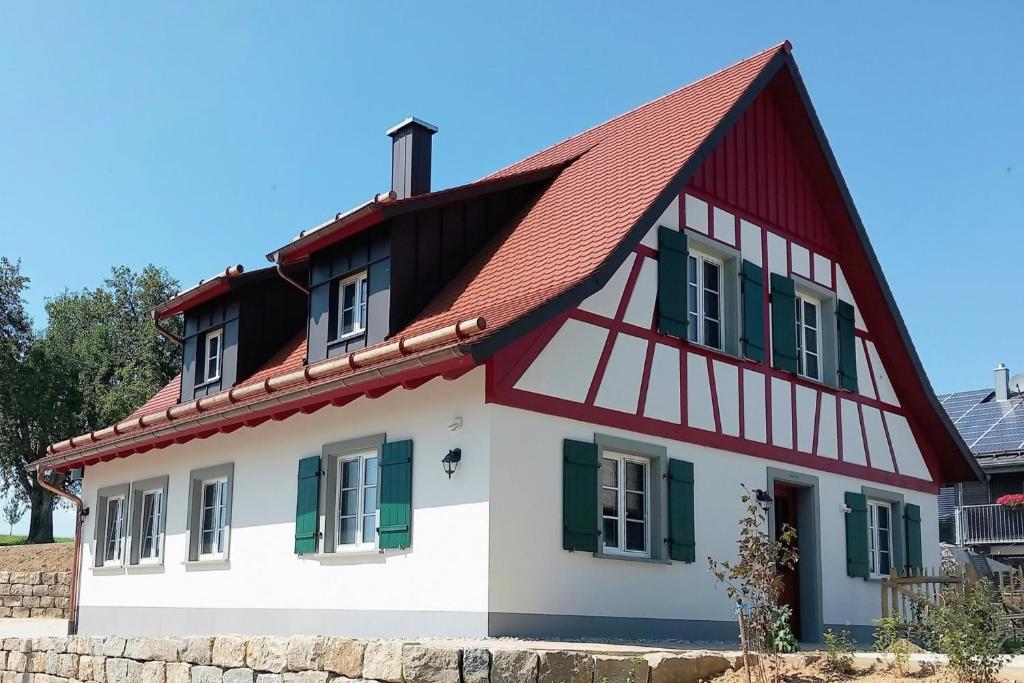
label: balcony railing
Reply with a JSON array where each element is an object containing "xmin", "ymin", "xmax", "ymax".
[{"xmin": 958, "ymin": 504, "xmax": 1024, "ymax": 545}]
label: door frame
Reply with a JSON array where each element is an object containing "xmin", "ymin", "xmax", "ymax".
[{"xmin": 766, "ymin": 467, "xmax": 824, "ymax": 642}]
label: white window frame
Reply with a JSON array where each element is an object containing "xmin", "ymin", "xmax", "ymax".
[
  {"xmin": 137, "ymin": 488, "xmax": 164, "ymax": 565},
  {"xmin": 795, "ymin": 292, "xmax": 821, "ymax": 381},
  {"xmin": 334, "ymin": 451, "xmax": 379, "ymax": 552},
  {"xmin": 198, "ymin": 477, "xmax": 230, "ymax": 561},
  {"xmin": 203, "ymin": 328, "xmax": 223, "ymax": 384},
  {"xmin": 600, "ymin": 451, "xmax": 652, "ymax": 559},
  {"xmin": 686, "ymin": 249, "xmax": 724, "ymax": 351},
  {"xmin": 868, "ymin": 499, "xmax": 894, "ymax": 579},
  {"xmin": 102, "ymin": 495, "xmax": 126, "ymax": 567},
  {"xmin": 337, "ymin": 271, "xmax": 369, "ymax": 340}
]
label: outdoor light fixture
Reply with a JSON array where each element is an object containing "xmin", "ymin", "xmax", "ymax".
[
  {"xmin": 441, "ymin": 448, "xmax": 462, "ymax": 479},
  {"xmin": 752, "ymin": 488, "xmax": 773, "ymax": 512}
]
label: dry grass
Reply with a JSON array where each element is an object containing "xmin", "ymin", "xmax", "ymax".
[{"xmin": 0, "ymin": 542, "xmax": 74, "ymax": 572}]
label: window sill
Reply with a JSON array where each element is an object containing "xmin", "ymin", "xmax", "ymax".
[
  {"xmin": 300, "ymin": 550, "xmax": 386, "ymax": 565},
  {"xmin": 328, "ymin": 332, "xmax": 366, "ymax": 348},
  {"xmin": 688, "ymin": 342, "xmax": 747, "ymax": 365},
  {"xmin": 593, "ymin": 551, "xmax": 672, "ymax": 566},
  {"xmin": 183, "ymin": 559, "xmax": 230, "ymax": 571},
  {"xmin": 194, "ymin": 377, "xmax": 221, "ymax": 390},
  {"xmin": 91, "ymin": 565, "xmax": 125, "ymax": 575},
  {"xmin": 126, "ymin": 563, "xmax": 164, "ymax": 574}
]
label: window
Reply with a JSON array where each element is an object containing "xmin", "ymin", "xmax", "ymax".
[
  {"xmin": 687, "ymin": 252, "xmax": 723, "ymax": 350},
  {"xmin": 601, "ymin": 452, "xmax": 650, "ymax": 557},
  {"xmin": 199, "ymin": 478, "xmax": 230, "ymax": 560},
  {"xmin": 203, "ymin": 328, "xmax": 223, "ymax": 383},
  {"xmin": 102, "ymin": 496, "xmax": 126, "ymax": 567},
  {"xmin": 336, "ymin": 452, "xmax": 378, "ymax": 550},
  {"xmin": 337, "ymin": 272, "xmax": 369, "ymax": 339},
  {"xmin": 138, "ymin": 489, "xmax": 164, "ymax": 564},
  {"xmin": 795, "ymin": 294, "xmax": 820, "ymax": 381},
  {"xmin": 868, "ymin": 500, "xmax": 893, "ymax": 578}
]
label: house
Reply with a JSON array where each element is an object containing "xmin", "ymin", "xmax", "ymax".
[
  {"xmin": 32, "ymin": 42, "xmax": 981, "ymax": 644},
  {"xmin": 939, "ymin": 364, "xmax": 1024, "ymax": 563}
]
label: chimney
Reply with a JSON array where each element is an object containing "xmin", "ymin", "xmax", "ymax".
[
  {"xmin": 995, "ymin": 363, "xmax": 1010, "ymax": 401},
  {"xmin": 386, "ymin": 117, "xmax": 438, "ymax": 199}
]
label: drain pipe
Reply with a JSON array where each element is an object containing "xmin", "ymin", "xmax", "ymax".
[
  {"xmin": 35, "ymin": 467, "xmax": 87, "ymax": 635},
  {"xmin": 152, "ymin": 313, "xmax": 184, "ymax": 346},
  {"xmin": 275, "ymin": 263, "xmax": 309, "ymax": 294}
]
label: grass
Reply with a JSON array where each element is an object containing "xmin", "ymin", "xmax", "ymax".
[{"xmin": 0, "ymin": 534, "xmax": 73, "ymax": 546}]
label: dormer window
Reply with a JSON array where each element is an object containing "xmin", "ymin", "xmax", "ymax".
[
  {"xmin": 203, "ymin": 329, "xmax": 223, "ymax": 383},
  {"xmin": 338, "ymin": 271, "xmax": 368, "ymax": 339}
]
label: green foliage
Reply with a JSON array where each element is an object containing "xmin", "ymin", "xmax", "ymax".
[
  {"xmin": 765, "ymin": 605, "xmax": 799, "ymax": 654},
  {"xmin": 0, "ymin": 259, "xmax": 180, "ymax": 542},
  {"xmin": 873, "ymin": 614, "xmax": 910, "ymax": 675},
  {"xmin": 930, "ymin": 581, "xmax": 1006, "ymax": 682},
  {"xmin": 3, "ymin": 496, "xmax": 24, "ymax": 535},
  {"xmin": 822, "ymin": 628, "xmax": 855, "ymax": 675}
]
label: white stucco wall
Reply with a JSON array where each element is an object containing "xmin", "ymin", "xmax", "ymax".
[
  {"xmin": 486, "ymin": 404, "xmax": 939, "ymax": 633},
  {"xmin": 78, "ymin": 368, "xmax": 491, "ymax": 635}
]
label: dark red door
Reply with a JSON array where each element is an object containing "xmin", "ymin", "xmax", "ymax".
[{"xmin": 773, "ymin": 483, "xmax": 801, "ymax": 640}]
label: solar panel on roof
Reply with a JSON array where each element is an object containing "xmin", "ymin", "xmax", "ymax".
[
  {"xmin": 955, "ymin": 401, "xmax": 1018, "ymax": 447},
  {"xmin": 971, "ymin": 402, "xmax": 1024, "ymax": 453},
  {"xmin": 943, "ymin": 389, "xmax": 992, "ymax": 422}
]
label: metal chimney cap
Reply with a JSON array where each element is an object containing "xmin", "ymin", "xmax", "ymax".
[{"xmin": 386, "ymin": 117, "xmax": 439, "ymax": 137}]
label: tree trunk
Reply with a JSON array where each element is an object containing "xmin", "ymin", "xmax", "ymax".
[{"xmin": 26, "ymin": 486, "xmax": 54, "ymax": 544}]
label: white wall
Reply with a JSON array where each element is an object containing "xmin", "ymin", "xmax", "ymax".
[
  {"xmin": 79, "ymin": 369, "xmax": 491, "ymax": 623},
  {"xmin": 486, "ymin": 405, "xmax": 939, "ymax": 630}
]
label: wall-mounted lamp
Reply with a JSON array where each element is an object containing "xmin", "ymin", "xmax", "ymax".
[
  {"xmin": 752, "ymin": 488, "xmax": 774, "ymax": 513},
  {"xmin": 441, "ymin": 448, "xmax": 462, "ymax": 479}
]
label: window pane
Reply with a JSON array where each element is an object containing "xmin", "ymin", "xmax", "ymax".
[
  {"xmin": 338, "ymin": 517, "xmax": 357, "ymax": 545},
  {"xmin": 877, "ymin": 505, "xmax": 890, "ymax": 531},
  {"xmin": 603, "ymin": 518, "xmax": 618, "ymax": 548},
  {"xmin": 625, "ymin": 462, "xmax": 645, "ymax": 492},
  {"xmin": 364, "ymin": 457, "xmax": 378, "ymax": 485},
  {"xmin": 804, "ymin": 301, "xmax": 817, "ymax": 327},
  {"xmin": 602, "ymin": 488, "xmax": 618, "ymax": 518},
  {"xmin": 342, "ymin": 460, "xmax": 359, "ymax": 488},
  {"xmin": 879, "ymin": 551, "xmax": 891, "ymax": 576},
  {"xmin": 362, "ymin": 486, "xmax": 376, "ymax": 514},
  {"xmin": 625, "ymin": 521, "xmax": 646, "ymax": 552},
  {"xmin": 703, "ymin": 261, "xmax": 720, "ymax": 292},
  {"xmin": 703, "ymin": 290, "xmax": 719, "ymax": 319},
  {"xmin": 340, "ymin": 489, "xmax": 358, "ymax": 516},
  {"xmin": 625, "ymin": 492, "xmax": 645, "ymax": 521},
  {"xmin": 805, "ymin": 328, "xmax": 818, "ymax": 354},
  {"xmin": 805, "ymin": 355, "xmax": 819, "ymax": 379},
  {"xmin": 362, "ymin": 514, "xmax": 376, "ymax": 544},
  {"xmin": 687, "ymin": 256, "xmax": 698, "ymax": 286},
  {"xmin": 601, "ymin": 458, "xmax": 617, "ymax": 487},
  {"xmin": 203, "ymin": 482, "xmax": 217, "ymax": 510},
  {"xmin": 343, "ymin": 282, "xmax": 355, "ymax": 310},
  {"xmin": 687, "ymin": 312, "xmax": 699, "ymax": 342},
  {"xmin": 704, "ymin": 319, "xmax": 721, "ymax": 349}
]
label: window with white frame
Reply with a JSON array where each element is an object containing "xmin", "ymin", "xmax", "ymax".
[
  {"xmin": 203, "ymin": 328, "xmax": 223, "ymax": 383},
  {"xmin": 336, "ymin": 452, "xmax": 378, "ymax": 550},
  {"xmin": 601, "ymin": 452, "xmax": 650, "ymax": 557},
  {"xmin": 337, "ymin": 271, "xmax": 369, "ymax": 339},
  {"xmin": 795, "ymin": 293, "xmax": 821, "ymax": 381},
  {"xmin": 102, "ymin": 495, "xmax": 126, "ymax": 567},
  {"xmin": 138, "ymin": 489, "xmax": 164, "ymax": 564},
  {"xmin": 868, "ymin": 500, "xmax": 893, "ymax": 578},
  {"xmin": 199, "ymin": 478, "xmax": 229, "ymax": 560},
  {"xmin": 687, "ymin": 251, "xmax": 723, "ymax": 350}
]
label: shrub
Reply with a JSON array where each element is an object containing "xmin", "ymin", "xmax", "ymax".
[
  {"xmin": 873, "ymin": 614, "xmax": 910, "ymax": 675},
  {"xmin": 928, "ymin": 580, "xmax": 1005, "ymax": 682},
  {"xmin": 765, "ymin": 605, "xmax": 799, "ymax": 654},
  {"xmin": 822, "ymin": 629, "xmax": 855, "ymax": 675}
]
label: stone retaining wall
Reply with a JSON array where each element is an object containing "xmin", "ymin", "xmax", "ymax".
[
  {"xmin": 0, "ymin": 635, "xmax": 739, "ymax": 683},
  {"xmin": 0, "ymin": 572, "xmax": 71, "ymax": 620}
]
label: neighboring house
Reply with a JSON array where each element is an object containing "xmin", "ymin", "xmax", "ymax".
[
  {"xmin": 32, "ymin": 42, "xmax": 980, "ymax": 643},
  {"xmin": 939, "ymin": 364, "xmax": 1024, "ymax": 563}
]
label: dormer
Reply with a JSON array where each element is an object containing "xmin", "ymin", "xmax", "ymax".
[{"xmin": 154, "ymin": 265, "xmax": 307, "ymax": 403}]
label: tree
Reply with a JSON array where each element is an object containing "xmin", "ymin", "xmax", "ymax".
[
  {"xmin": 0, "ymin": 260, "xmax": 180, "ymax": 543},
  {"xmin": 3, "ymin": 496, "xmax": 25, "ymax": 536}
]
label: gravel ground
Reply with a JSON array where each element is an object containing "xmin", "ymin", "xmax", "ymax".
[{"xmin": 0, "ymin": 542, "xmax": 73, "ymax": 572}]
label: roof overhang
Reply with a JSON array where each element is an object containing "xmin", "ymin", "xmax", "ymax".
[{"xmin": 153, "ymin": 265, "xmax": 280, "ymax": 320}]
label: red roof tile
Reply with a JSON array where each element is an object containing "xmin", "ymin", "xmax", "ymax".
[{"xmin": 400, "ymin": 44, "xmax": 786, "ymax": 339}]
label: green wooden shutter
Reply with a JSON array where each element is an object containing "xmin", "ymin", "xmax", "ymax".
[
  {"xmin": 657, "ymin": 227, "xmax": 688, "ymax": 339},
  {"xmin": 562, "ymin": 439, "xmax": 600, "ymax": 553},
  {"xmin": 837, "ymin": 300, "xmax": 858, "ymax": 392},
  {"xmin": 740, "ymin": 260, "xmax": 765, "ymax": 363},
  {"xmin": 904, "ymin": 503, "xmax": 923, "ymax": 571},
  {"xmin": 666, "ymin": 459, "xmax": 696, "ymax": 562},
  {"xmin": 845, "ymin": 492, "xmax": 869, "ymax": 578},
  {"xmin": 379, "ymin": 440, "xmax": 413, "ymax": 550},
  {"xmin": 770, "ymin": 273, "xmax": 799, "ymax": 373},
  {"xmin": 294, "ymin": 455, "xmax": 321, "ymax": 554}
]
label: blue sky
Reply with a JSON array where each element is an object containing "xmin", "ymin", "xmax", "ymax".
[{"xmin": 1, "ymin": 3, "xmax": 1021, "ymax": 535}]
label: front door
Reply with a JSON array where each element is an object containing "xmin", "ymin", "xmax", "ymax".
[{"xmin": 773, "ymin": 483, "xmax": 802, "ymax": 640}]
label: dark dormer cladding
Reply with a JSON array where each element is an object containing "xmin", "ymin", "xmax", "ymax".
[{"xmin": 179, "ymin": 271, "xmax": 307, "ymax": 402}]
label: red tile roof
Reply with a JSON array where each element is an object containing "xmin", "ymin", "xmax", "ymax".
[{"xmin": 401, "ymin": 43, "xmax": 786, "ymax": 339}]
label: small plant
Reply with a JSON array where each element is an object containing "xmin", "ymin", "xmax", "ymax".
[
  {"xmin": 996, "ymin": 494, "xmax": 1024, "ymax": 510},
  {"xmin": 765, "ymin": 605, "xmax": 799, "ymax": 654},
  {"xmin": 873, "ymin": 614, "xmax": 910, "ymax": 675},
  {"xmin": 931, "ymin": 580, "xmax": 1006, "ymax": 682},
  {"xmin": 822, "ymin": 628, "xmax": 855, "ymax": 675},
  {"xmin": 2, "ymin": 497, "xmax": 24, "ymax": 536}
]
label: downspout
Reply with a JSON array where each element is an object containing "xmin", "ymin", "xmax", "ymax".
[
  {"xmin": 275, "ymin": 263, "xmax": 309, "ymax": 294},
  {"xmin": 152, "ymin": 312, "xmax": 184, "ymax": 346},
  {"xmin": 35, "ymin": 467, "xmax": 86, "ymax": 635}
]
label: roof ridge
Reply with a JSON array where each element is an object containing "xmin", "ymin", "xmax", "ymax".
[{"xmin": 482, "ymin": 41, "xmax": 789, "ymax": 180}]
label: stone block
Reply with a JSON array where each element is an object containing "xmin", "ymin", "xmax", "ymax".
[
  {"xmin": 45, "ymin": 653, "xmax": 78, "ymax": 678},
  {"xmin": 320, "ymin": 638, "xmax": 362, "ymax": 678},
  {"xmin": 93, "ymin": 655, "xmax": 107, "ymax": 683},
  {"xmin": 101, "ymin": 638, "xmax": 127, "ymax": 659},
  {"xmin": 7, "ymin": 652, "xmax": 27, "ymax": 673},
  {"xmin": 593, "ymin": 655, "xmax": 648, "ymax": 683},
  {"xmin": 56, "ymin": 573, "xmax": 72, "ymax": 586},
  {"xmin": 142, "ymin": 661, "xmax": 167, "ymax": 683},
  {"xmin": 402, "ymin": 644, "xmax": 461, "ymax": 683},
  {"xmin": 191, "ymin": 666, "xmax": 224, "ymax": 683},
  {"xmin": 30, "ymin": 585, "xmax": 48, "ymax": 597},
  {"xmin": 77, "ymin": 656, "xmax": 95, "ymax": 681},
  {"xmin": 0, "ymin": 608, "xmax": 11, "ymax": 619},
  {"xmin": 124, "ymin": 638, "xmax": 180, "ymax": 662},
  {"xmin": 0, "ymin": 584, "xmax": 11, "ymax": 596},
  {"xmin": 10, "ymin": 586, "xmax": 32, "ymax": 597},
  {"xmin": 491, "ymin": 649, "xmax": 538, "ymax": 683},
  {"xmin": 0, "ymin": 571, "xmax": 9, "ymax": 582},
  {"xmin": 9, "ymin": 609, "xmax": 30, "ymax": 619},
  {"xmin": 211, "ymin": 639, "xmax": 246, "ymax": 670},
  {"xmin": 462, "ymin": 648, "xmax": 490, "ymax": 683},
  {"xmin": 105, "ymin": 658, "xmax": 129, "ymax": 683},
  {"xmin": 646, "ymin": 652, "xmax": 732, "ymax": 683},
  {"xmin": 244, "ymin": 639, "xmax": 287, "ymax": 674},
  {"xmin": 281, "ymin": 675, "xmax": 329, "ymax": 683},
  {"xmin": 39, "ymin": 573, "xmax": 55, "ymax": 586},
  {"xmin": 166, "ymin": 662, "xmax": 191, "ymax": 683},
  {"xmin": 284, "ymin": 637, "xmax": 324, "ymax": 672},
  {"xmin": 9, "ymin": 572, "xmax": 39, "ymax": 585},
  {"xmin": 253, "ymin": 676, "xmax": 282, "ymax": 683},
  {"xmin": 180, "ymin": 638, "xmax": 214, "ymax": 666},
  {"xmin": 537, "ymin": 651, "xmax": 592, "ymax": 683},
  {"xmin": 26, "ymin": 653, "xmax": 46, "ymax": 674},
  {"xmin": 361, "ymin": 641, "xmax": 402, "ymax": 683},
  {"xmin": 21, "ymin": 598, "xmax": 39, "ymax": 609},
  {"xmin": 222, "ymin": 668, "xmax": 254, "ymax": 683}
]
